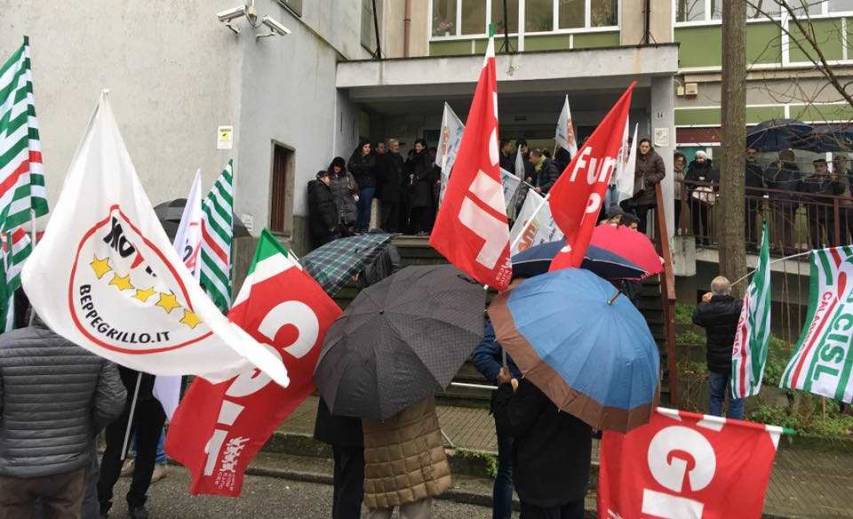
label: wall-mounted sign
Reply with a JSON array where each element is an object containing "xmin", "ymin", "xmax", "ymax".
[{"xmin": 217, "ymin": 126, "xmax": 234, "ymax": 150}]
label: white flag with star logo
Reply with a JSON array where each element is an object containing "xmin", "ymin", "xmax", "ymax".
[{"xmin": 21, "ymin": 91, "xmax": 289, "ymax": 387}]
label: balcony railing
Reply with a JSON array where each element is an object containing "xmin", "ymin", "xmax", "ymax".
[{"xmin": 676, "ymin": 179, "xmax": 852, "ymax": 255}]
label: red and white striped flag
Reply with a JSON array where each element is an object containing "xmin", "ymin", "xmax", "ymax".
[{"xmin": 731, "ymin": 222, "xmax": 772, "ymax": 399}]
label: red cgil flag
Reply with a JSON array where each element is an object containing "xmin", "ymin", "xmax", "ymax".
[
  {"xmin": 548, "ymin": 83, "xmax": 634, "ymax": 272},
  {"xmin": 165, "ymin": 230, "xmax": 341, "ymax": 496},
  {"xmin": 598, "ymin": 408, "xmax": 782, "ymax": 519},
  {"xmin": 430, "ymin": 36, "xmax": 512, "ymax": 290}
]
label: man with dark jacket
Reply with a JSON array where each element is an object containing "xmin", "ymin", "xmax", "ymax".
[
  {"xmin": 314, "ymin": 399, "xmax": 364, "ymax": 519},
  {"xmin": 692, "ymin": 276, "xmax": 744, "ymax": 419},
  {"xmin": 472, "ymin": 320, "xmax": 521, "ymax": 519},
  {"xmin": 308, "ymin": 170, "xmax": 340, "ymax": 246},
  {"xmin": 98, "ymin": 368, "xmax": 166, "ymax": 519},
  {"xmin": 0, "ymin": 317, "xmax": 126, "ymax": 518},
  {"xmin": 493, "ymin": 373, "xmax": 592, "ymax": 519},
  {"xmin": 799, "ymin": 158, "xmax": 846, "ymax": 247},
  {"xmin": 536, "ymin": 148, "xmax": 566, "ymax": 195},
  {"xmin": 377, "ymin": 139, "xmax": 406, "ymax": 233}
]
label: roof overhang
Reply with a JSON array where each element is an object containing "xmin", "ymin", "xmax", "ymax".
[{"xmin": 336, "ymin": 44, "xmax": 679, "ymax": 102}]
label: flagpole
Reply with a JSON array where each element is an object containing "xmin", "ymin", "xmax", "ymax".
[
  {"xmin": 27, "ymin": 209, "xmax": 37, "ymax": 326},
  {"xmin": 730, "ymin": 250, "xmax": 812, "ymax": 287},
  {"xmin": 121, "ymin": 372, "xmax": 143, "ymax": 461}
]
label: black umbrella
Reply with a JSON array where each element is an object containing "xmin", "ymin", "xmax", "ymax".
[
  {"xmin": 746, "ymin": 119, "xmax": 813, "ymax": 152},
  {"xmin": 791, "ymin": 125, "xmax": 853, "ymax": 153},
  {"xmin": 152, "ymin": 198, "xmax": 250, "ymax": 241},
  {"xmin": 314, "ymin": 265, "xmax": 486, "ymax": 420}
]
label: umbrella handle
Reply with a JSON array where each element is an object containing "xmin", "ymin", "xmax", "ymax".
[{"xmin": 607, "ymin": 289, "xmax": 622, "ymax": 305}]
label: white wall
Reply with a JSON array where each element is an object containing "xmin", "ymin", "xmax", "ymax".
[{"xmin": 1, "ymin": 0, "xmax": 243, "ymax": 224}]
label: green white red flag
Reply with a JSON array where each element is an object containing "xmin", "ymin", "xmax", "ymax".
[
  {"xmin": 0, "ymin": 227, "xmax": 31, "ymax": 332},
  {"xmin": 731, "ymin": 221, "xmax": 771, "ymax": 399},
  {"xmin": 201, "ymin": 161, "xmax": 234, "ymax": 312},
  {"xmin": 167, "ymin": 229, "xmax": 341, "ymax": 496},
  {"xmin": 0, "ymin": 36, "xmax": 49, "ymax": 231},
  {"xmin": 780, "ymin": 246, "xmax": 853, "ymax": 403}
]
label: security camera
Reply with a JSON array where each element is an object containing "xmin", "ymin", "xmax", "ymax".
[
  {"xmin": 257, "ymin": 15, "xmax": 291, "ymax": 39},
  {"xmin": 261, "ymin": 16, "xmax": 290, "ymax": 35},
  {"xmin": 217, "ymin": 6, "xmax": 246, "ymax": 22}
]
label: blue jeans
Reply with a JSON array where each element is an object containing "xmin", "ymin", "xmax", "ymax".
[
  {"xmin": 356, "ymin": 187, "xmax": 375, "ymax": 232},
  {"xmin": 493, "ymin": 424, "xmax": 513, "ymax": 519},
  {"xmin": 708, "ymin": 371, "xmax": 744, "ymax": 419}
]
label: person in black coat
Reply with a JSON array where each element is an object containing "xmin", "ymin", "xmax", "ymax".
[
  {"xmin": 471, "ymin": 321, "xmax": 521, "ymax": 519},
  {"xmin": 348, "ymin": 140, "xmax": 377, "ymax": 233},
  {"xmin": 692, "ymin": 276, "xmax": 744, "ymax": 419},
  {"xmin": 376, "ymin": 139, "xmax": 406, "ymax": 233},
  {"xmin": 799, "ymin": 158, "xmax": 846, "ymax": 247},
  {"xmin": 308, "ymin": 170, "xmax": 340, "ymax": 247},
  {"xmin": 493, "ymin": 373, "xmax": 592, "ymax": 519},
  {"xmin": 405, "ymin": 139, "xmax": 436, "ymax": 235},
  {"xmin": 499, "ymin": 138, "xmax": 515, "ymax": 173},
  {"xmin": 684, "ymin": 151, "xmax": 718, "ymax": 244},
  {"xmin": 764, "ymin": 149, "xmax": 802, "ymax": 252}
]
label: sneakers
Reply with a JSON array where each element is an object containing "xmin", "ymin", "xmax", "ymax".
[
  {"xmin": 128, "ymin": 506, "xmax": 149, "ymax": 519},
  {"xmin": 150, "ymin": 463, "xmax": 168, "ymax": 483},
  {"xmin": 119, "ymin": 458, "xmax": 134, "ymax": 478}
]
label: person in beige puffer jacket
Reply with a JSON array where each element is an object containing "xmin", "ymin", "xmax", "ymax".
[{"xmin": 362, "ymin": 397, "xmax": 452, "ymax": 519}]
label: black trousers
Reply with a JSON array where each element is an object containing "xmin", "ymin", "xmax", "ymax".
[
  {"xmin": 97, "ymin": 399, "xmax": 166, "ymax": 513},
  {"xmin": 380, "ymin": 200, "xmax": 401, "ymax": 233},
  {"xmin": 332, "ymin": 445, "xmax": 364, "ymax": 519},
  {"xmin": 520, "ymin": 500, "xmax": 584, "ymax": 519}
]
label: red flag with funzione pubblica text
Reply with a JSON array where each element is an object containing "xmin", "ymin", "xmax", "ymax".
[
  {"xmin": 548, "ymin": 83, "xmax": 634, "ymax": 272},
  {"xmin": 430, "ymin": 36, "xmax": 512, "ymax": 290},
  {"xmin": 598, "ymin": 408, "xmax": 782, "ymax": 519},
  {"xmin": 165, "ymin": 230, "xmax": 341, "ymax": 496}
]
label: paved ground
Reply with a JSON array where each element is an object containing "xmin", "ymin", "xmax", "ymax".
[
  {"xmin": 280, "ymin": 396, "xmax": 853, "ymax": 518},
  {"xmin": 110, "ymin": 467, "xmax": 492, "ymax": 518}
]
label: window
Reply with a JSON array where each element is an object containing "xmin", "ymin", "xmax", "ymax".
[
  {"xmin": 432, "ymin": 0, "xmax": 618, "ymax": 37},
  {"xmin": 361, "ymin": 0, "xmax": 382, "ymax": 54},
  {"xmin": 559, "ymin": 0, "xmax": 585, "ymax": 28},
  {"xmin": 676, "ymin": 0, "xmax": 706, "ymax": 22},
  {"xmin": 432, "ymin": 0, "xmax": 457, "ymax": 36},
  {"xmin": 461, "ymin": 0, "xmax": 487, "ymax": 34},
  {"xmin": 748, "ymin": 0, "xmax": 782, "ymax": 18},
  {"xmin": 270, "ymin": 144, "xmax": 293, "ymax": 234},
  {"xmin": 492, "ymin": 0, "xmax": 519, "ymax": 34},
  {"xmin": 278, "ymin": 0, "xmax": 301, "ymax": 16},
  {"xmin": 525, "ymin": 0, "xmax": 553, "ymax": 31},
  {"xmin": 829, "ymin": 0, "xmax": 853, "ymax": 11},
  {"xmin": 591, "ymin": 0, "xmax": 618, "ymax": 26}
]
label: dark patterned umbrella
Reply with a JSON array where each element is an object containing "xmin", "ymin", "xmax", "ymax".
[
  {"xmin": 302, "ymin": 233, "xmax": 392, "ymax": 296},
  {"xmin": 314, "ymin": 265, "xmax": 486, "ymax": 420}
]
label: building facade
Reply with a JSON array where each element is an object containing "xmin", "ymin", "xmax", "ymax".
[{"xmin": 4, "ymin": 0, "xmax": 851, "ymax": 256}]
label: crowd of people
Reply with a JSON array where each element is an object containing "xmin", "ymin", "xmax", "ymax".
[
  {"xmin": 676, "ymin": 147, "xmax": 853, "ymax": 250},
  {"xmin": 307, "ymin": 136, "xmax": 673, "ymax": 248}
]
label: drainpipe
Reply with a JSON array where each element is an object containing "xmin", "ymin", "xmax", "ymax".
[
  {"xmin": 372, "ymin": 0, "xmax": 382, "ymax": 59},
  {"xmin": 403, "ymin": 0, "xmax": 411, "ymax": 57},
  {"xmin": 643, "ymin": 0, "xmax": 651, "ymax": 45}
]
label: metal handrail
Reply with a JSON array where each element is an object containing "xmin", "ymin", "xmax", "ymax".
[{"xmin": 654, "ymin": 183, "xmax": 678, "ymax": 406}]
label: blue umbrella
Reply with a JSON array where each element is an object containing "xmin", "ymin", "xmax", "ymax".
[
  {"xmin": 488, "ymin": 268, "xmax": 660, "ymax": 432},
  {"xmin": 746, "ymin": 119, "xmax": 813, "ymax": 152},
  {"xmin": 512, "ymin": 240, "xmax": 647, "ymax": 280}
]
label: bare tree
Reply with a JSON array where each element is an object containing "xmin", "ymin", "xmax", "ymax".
[
  {"xmin": 749, "ymin": 0, "xmax": 853, "ymax": 109},
  {"xmin": 719, "ymin": 0, "xmax": 748, "ymax": 293}
]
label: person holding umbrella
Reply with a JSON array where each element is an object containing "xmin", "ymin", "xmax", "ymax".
[
  {"xmin": 493, "ymin": 369, "xmax": 592, "ymax": 519},
  {"xmin": 472, "ymin": 320, "xmax": 521, "ymax": 519}
]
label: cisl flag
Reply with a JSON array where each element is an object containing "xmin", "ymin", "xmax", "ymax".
[
  {"xmin": 166, "ymin": 230, "xmax": 341, "ymax": 496},
  {"xmin": 21, "ymin": 91, "xmax": 287, "ymax": 387},
  {"xmin": 781, "ymin": 246, "xmax": 853, "ymax": 403},
  {"xmin": 430, "ymin": 36, "xmax": 512, "ymax": 290},
  {"xmin": 599, "ymin": 408, "xmax": 782, "ymax": 519},
  {"xmin": 548, "ymin": 83, "xmax": 634, "ymax": 271}
]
